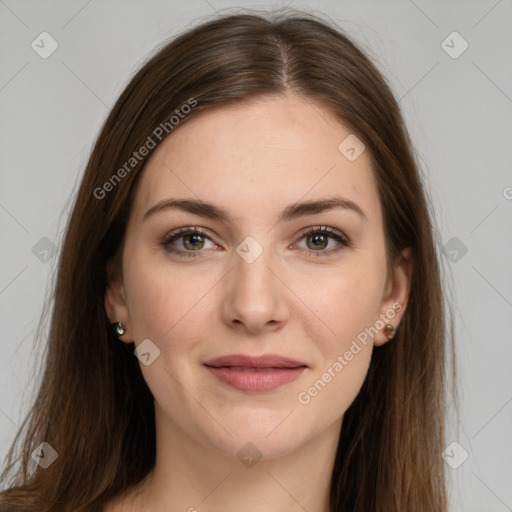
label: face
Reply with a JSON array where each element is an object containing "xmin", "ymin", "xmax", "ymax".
[{"xmin": 106, "ymin": 93, "xmax": 412, "ymax": 460}]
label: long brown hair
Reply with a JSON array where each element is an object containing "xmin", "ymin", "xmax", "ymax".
[{"xmin": 0, "ymin": 8, "xmax": 454, "ymax": 511}]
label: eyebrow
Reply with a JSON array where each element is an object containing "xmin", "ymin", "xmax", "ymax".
[{"xmin": 143, "ymin": 196, "xmax": 368, "ymax": 223}]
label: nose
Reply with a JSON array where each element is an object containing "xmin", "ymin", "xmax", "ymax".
[{"xmin": 221, "ymin": 243, "xmax": 290, "ymax": 335}]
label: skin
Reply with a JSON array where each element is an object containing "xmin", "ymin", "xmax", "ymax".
[{"xmin": 104, "ymin": 93, "xmax": 413, "ymax": 512}]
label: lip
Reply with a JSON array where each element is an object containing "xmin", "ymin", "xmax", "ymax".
[{"xmin": 203, "ymin": 354, "xmax": 308, "ymax": 392}]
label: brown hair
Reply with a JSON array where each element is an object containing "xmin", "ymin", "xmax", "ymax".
[{"xmin": 0, "ymin": 8, "xmax": 454, "ymax": 511}]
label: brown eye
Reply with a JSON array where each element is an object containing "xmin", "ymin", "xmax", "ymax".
[
  {"xmin": 296, "ymin": 226, "xmax": 351, "ymax": 256},
  {"xmin": 182, "ymin": 233, "xmax": 206, "ymax": 250},
  {"xmin": 306, "ymin": 233, "xmax": 329, "ymax": 250},
  {"xmin": 162, "ymin": 227, "xmax": 216, "ymax": 257}
]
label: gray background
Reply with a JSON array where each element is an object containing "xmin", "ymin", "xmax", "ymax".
[{"xmin": 1, "ymin": 1, "xmax": 511, "ymax": 510}]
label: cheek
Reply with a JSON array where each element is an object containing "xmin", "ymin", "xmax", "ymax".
[
  {"xmin": 293, "ymin": 261, "xmax": 385, "ymax": 352},
  {"xmin": 291, "ymin": 259, "xmax": 385, "ymax": 416},
  {"xmin": 123, "ymin": 268, "xmax": 170, "ymax": 342},
  {"xmin": 297, "ymin": 343, "xmax": 372, "ymax": 430},
  {"xmin": 123, "ymin": 254, "xmax": 216, "ymax": 356},
  {"xmin": 122, "ymin": 261, "xmax": 210, "ymax": 401}
]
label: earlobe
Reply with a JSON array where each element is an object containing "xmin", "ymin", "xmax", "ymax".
[
  {"xmin": 375, "ymin": 247, "xmax": 414, "ymax": 347},
  {"xmin": 105, "ymin": 278, "xmax": 132, "ymax": 343}
]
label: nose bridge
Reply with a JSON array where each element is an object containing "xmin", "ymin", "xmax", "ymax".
[
  {"xmin": 233, "ymin": 234, "xmax": 277, "ymax": 298},
  {"xmin": 222, "ymin": 234, "xmax": 288, "ymax": 331}
]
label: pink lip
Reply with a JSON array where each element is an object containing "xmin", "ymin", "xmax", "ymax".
[{"xmin": 203, "ymin": 354, "xmax": 308, "ymax": 392}]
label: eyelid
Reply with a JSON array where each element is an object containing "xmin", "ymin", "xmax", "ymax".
[
  {"xmin": 161, "ymin": 226, "xmax": 217, "ymax": 247},
  {"xmin": 295, "ymin": 225, "xmax": 350, "ymax": 244},
  {"xmin": 163, "ymin": 226, "xmax": 211, "ymax": 240}
]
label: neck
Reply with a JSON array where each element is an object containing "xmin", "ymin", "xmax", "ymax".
[{"xmin": 114, "ymin": 406, "xmax": 341, "ymax": 512}]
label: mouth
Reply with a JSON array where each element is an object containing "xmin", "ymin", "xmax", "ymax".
[{"xmin": 203, "ymin": 354, "xmax": 308, "ymax": 392}]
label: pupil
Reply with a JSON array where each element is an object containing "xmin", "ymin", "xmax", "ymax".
[
  {"xmin": 309, "ymin": 234, "xmax": 327, "ymax": 250},
  {"xmin": 185, "ymin": 234, "xmax": 204, "ymax": 250}
]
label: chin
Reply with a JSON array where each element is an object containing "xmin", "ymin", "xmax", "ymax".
[{"xmin": 199, "ymin": 418, "xmax": 311, "ymax": 462}]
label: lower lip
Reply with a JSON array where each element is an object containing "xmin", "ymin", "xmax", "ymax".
[{"xmin": 204, "ymin": 366, "xmax": 306, "ymax": 392}]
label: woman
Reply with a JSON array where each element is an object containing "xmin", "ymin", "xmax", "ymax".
[{"xmin": 0, "ymin": 8, "xmax": 454, "ymax": 511}]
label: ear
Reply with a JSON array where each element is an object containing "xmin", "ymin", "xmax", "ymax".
[
  {"xmin": 374, "ymin": 247, "xmax": 413, "ymax": 347},
  {"xmin": 105, "ymin": 274, "xmax": 132, "ymax": 344}
]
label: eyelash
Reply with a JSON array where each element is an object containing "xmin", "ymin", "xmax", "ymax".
[{"xmin": 161, "ymin": 226, "xmax": 351, "ymax": 258}]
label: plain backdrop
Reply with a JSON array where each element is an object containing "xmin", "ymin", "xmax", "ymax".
[{"xmin": 1, "ymin": 1, "xmax": 511, "ymax": 510}]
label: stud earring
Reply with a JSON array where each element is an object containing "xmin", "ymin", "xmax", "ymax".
[
  {"xmin": 383, "ymin": 324, "xmax": 395, "ymax": 340},
  {"xmin": 110, "ymin": 321, "xmax": 126, "ymax": 337}
]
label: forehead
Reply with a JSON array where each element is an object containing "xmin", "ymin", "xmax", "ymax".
[{"xmin": 133, "ymin": 94, "xmax": 381, "ymax": 225}]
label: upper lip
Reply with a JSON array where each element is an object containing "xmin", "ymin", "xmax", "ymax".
[{"xmin": 203, "ymin": 354, "xmax": 307, "ymax": 369}]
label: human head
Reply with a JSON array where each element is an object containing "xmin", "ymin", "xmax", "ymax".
[{"xmin": 105, "ymin": 89, "xmax": 412, "ymax": 462}]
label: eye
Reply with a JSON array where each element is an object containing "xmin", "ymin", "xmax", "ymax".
[
  {"xmin": 161, "ymin": 227, "xmax": 217, "ymax": 257},
  {"xmin": 294, "ymin": 226, "xmax": 351, "ymax": 256},
  {"xmin": 161, "ymin": 225, "xmax": 351, "ymax": 259}
]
